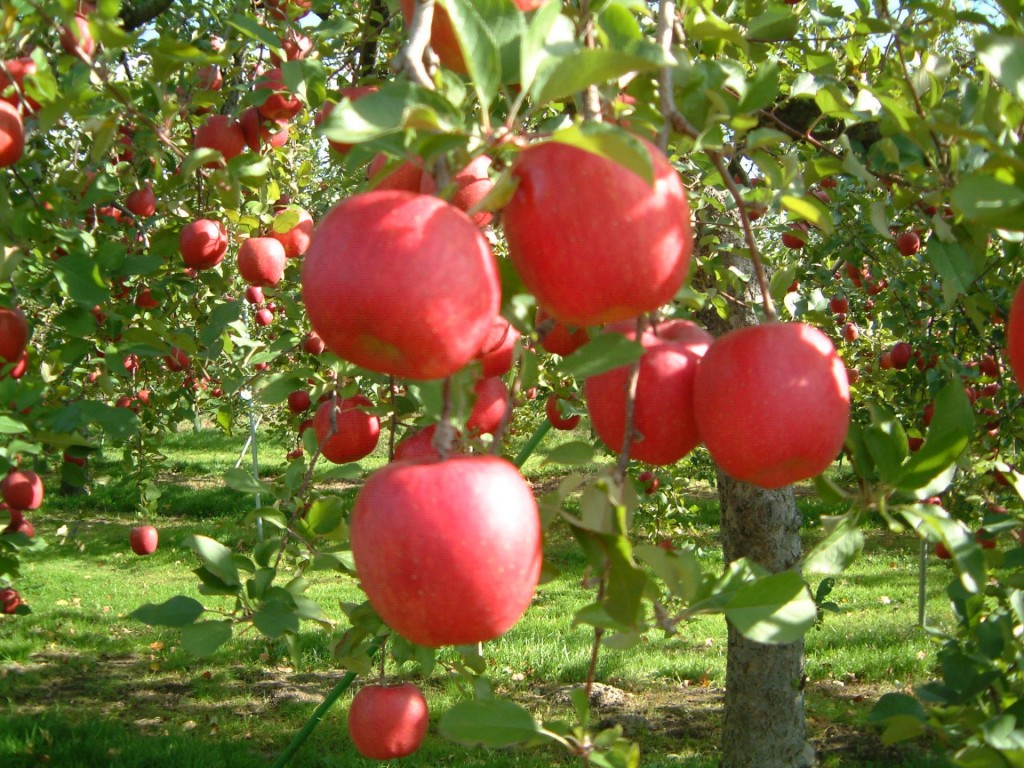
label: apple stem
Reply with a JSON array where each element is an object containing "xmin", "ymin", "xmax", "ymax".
[
  {"xmin": 432, "ymin": 378, "xmax": 457, "ymax": 459},
  {"xmin": 655, "ymin": 0, "xmax": 777, "ymax": 322},
  {"xmin": 387, "ymin": 376, "xmax": 398, "ymax": 462},
  {"xmin": 393, "ymin": 0, "xmax": 436, "ymax": 90}
]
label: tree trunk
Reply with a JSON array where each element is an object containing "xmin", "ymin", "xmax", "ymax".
[{"xmin": 718, "ymin": 474, "xmax": 815, "ymax": 768}]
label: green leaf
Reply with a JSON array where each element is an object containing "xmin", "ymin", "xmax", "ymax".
[
  {"xmin": 181, "ymin": 620, "xmax": 233, "ymax": 657},
  {"xmin": 306, "ymin": 496, "xmax": 349, "ymax": 540},
  {"xmin": 635, "ymin": 544, "xmax": 704, "ymax": 602},
  {"xmin": 519, "ymin": 0, "xmax": 569, "ymax": 91},
  {"xmin": 182, "ymin": 535, "xmax": 240, "ymax": 588},
  {"xmin": 557, "ymin": 331, "xmax": 645, "ymax": 379},
  {"xmin": 737, "ymin": 61, "xmax": 779, "ymax": 112},
  {"xmin": 0, "ymin": 416, "xmax": 27, "ymax": 434},
  {"xmin": 803, "ymin": 519, "xmax": 865, "ymax": 575},
  {"xmin": 442, "ymin": 0, "xmax": 501, "ymax": 108},
  {"xmin": 440, "ymin": 699, "xmax": 546, "ymax": 747},
  {"xmin": 977, "ymin": 34, "xmax": 1024, "ymax": 100},
  {"xmin": 200, "ymin": 300, "xmax": 242, "ymax": 347},
  {"xmin": 895, "ymin": 380, "xmax": 973, "ymax": 496},
  {"xmin": 900, "ymin": 504, "xmax": 985, "ymax": 594},
  {"xmin": 253, "ymin": 599, "xmax": 300, "ymax": 639},
  {"xmin": 534, "ymin": 44, "xmax": 674, "ymax": 107},
  {"xmin": 130, "ymin": 596, "xmax": 204, "ymax": 628},
  {"xmin": 951, "ymin": 172, "xmax": 1024, "ymax": 230},
  {"xmin": 747, "ymin": 6, "xmax": 799, "ymax": 42},
  {"xmin": 223, "ymin": 467, "xmax": 273, "ymax": 497},
  {"xmin": 725, "ymin": 570, "xmax": 817, "ymax": 645},
  {"xmin": 542, "ymin": 441, "xmax": 596, "ymax": 466},
  {"xmin": 924, "ymin": 240, "xmax": 975, "ymax": 305},
  {"xmin": 780, "ymin": 193, "xmax": 833, "ymax": 234},
  {"xmin": 318, "ymin": 82, "xmax": 455, "ymax": 145},
  {"xmin": 52, "ymin": 254, "xmax": 109, "ymax": 307},
  {"xmin": 226, "ymin": 14, "xmax": 285, "ymax": 59},
  {"xmin": 862, "ymin": 404, "xmax": 909, "ymax": 485}
]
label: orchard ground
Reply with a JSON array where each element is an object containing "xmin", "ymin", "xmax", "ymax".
[{"xmin": 0, "ymin": 421, "xmax": 956, "ymax": 768}]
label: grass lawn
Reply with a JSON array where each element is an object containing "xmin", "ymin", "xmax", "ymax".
[{"xmin": 0, "ymin": 421, "xmax": 957, "ymax": 767}]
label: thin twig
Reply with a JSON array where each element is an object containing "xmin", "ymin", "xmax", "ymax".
[{"xmin": 392, "ymin": 0, "xmax": 436, "ymax": 89}]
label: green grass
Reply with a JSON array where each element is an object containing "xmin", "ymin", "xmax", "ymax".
[{"xmin": 0, "ymin": 424, "xmax": 958, "ymax": 767}]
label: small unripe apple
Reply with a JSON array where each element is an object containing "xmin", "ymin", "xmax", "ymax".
[
  {"xmin": 348, "ymin": 683, "xmax": 429, "ymax": 760},
  {"xmin": 129, "ymin": 525, "xmax": 158, "ymax": 555}
]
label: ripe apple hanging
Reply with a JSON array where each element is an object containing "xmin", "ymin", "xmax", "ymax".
[{"xmin": 503, "ymin": 139, "xmax": 693, "ymax": 327}]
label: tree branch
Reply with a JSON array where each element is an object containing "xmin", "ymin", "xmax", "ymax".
[{"xmin": 120, "ymin": 0, "xmax": 177, "ymax": 31}]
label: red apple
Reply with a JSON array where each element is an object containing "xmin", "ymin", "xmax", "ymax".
[
  {"xmin": 393, "ymin": 425, "xmax": 443, "ymax": 462},
  {"xmin": 129, "ymin": 525, "xmax": 158, "ymax": 556},
  {"xmin": 637, "ymin": 470, "xmax": 659, "ymax": 495},
  {"xmin": 536, "ymin": 307, "xmax": 589, "ymax": 357},
  {"xmin": 0, "ymin": 57, "xmax": 41, "ymax": 113},
  {"xmin": 1009, "ymin": 279, "xmax": 1024, "ymax": 392},
  {"xmin": 693, "ymin": 322, "xmax": 850, "ymax": 488},
  {"xmin": 312, "ymin": 396, "xmax": 380, "ymax": 464},
  {"xmin": 467, "ymin": 376, "xmax": 509, "ymax": 436},
  {"xmin": 302, "ymin": 191, "xmax": 499, "ymax": 380},
  {"xmin": 895, "ymin": 231, "xmax": 921, "ymax": 256},
  {"xmin": 350, "ymin": 456, "xmax": 541, "ymax": 646},
  {"xmin": 270, "ymin": 30, "xmax": 314, "ymax": 65},
  {"xmin": 0, "ymin": 587, "xmax": 22, "ymax": 613},
  {"xmin": 842, "ymin": 322, "xmax": 859, "ymax": 342},
  {"xmin": 503, "ymin": 139, "xmax": 692, "ymax": 327},
  {"xmin": 514, "ymin": 0, "xmax": 546, "ymax": 8},
  {"xmin": 239, "ymin": 107, "xmax": 289, "ymax": 152},
  {"xmin": 180, "ymin": 218, "xmax": 228, "ymax": 269},
  {"xmin": 238, "ymin": 237, "xmax": 286, "ymax": 287},
  {"xmin": 256, "ymin": 68, "xmax": 303, "ymax": 121},
  {"xmin": 420, "ymin": 155, "xmax": 495, "ymax": 227},
  {"xmin": 269, "ymin": 207, "xmax": 314, "ymax": 259},
  {"xmin": 546, "ymin": 394, "xmax": 580, "ymax": 431},
  {"xmin": 0, "ymin": 100, "xmax": 24, "ymax": 167},
  {"xmin": 194, "ymin": 114, "xmax": 246, "ymax": 165},
  {"xmin": 245, "ymin": 285, "xmax": 264, "ymax": 304},
  {"xmin": 135, "ymin": 287, "xmax": 159, "ymax": 309},
  {"xmin": 196, "ymin": 65, "xmax": 222, "ymax": 91},
  {"xmin": 348, "ymin": 683, "xmax": 429, "ymax": 760},
  {"xmin": 125, "ymin": 186, "xmax": 156, "ymax": 218},
  {"xmin": 266, "ymin": 0, "xmax": 312, "ymax": 21},
  {"xmin": 476, "ymin": 316, "xmax": 520, "ymax": 377},
  {"xmin": 398, "ymin": 0, "xmax": 467, "ymax": 74},
  {"xmin": 0, "ymin": 306, "xmax": 28, "ymax": 364},
  {"xmin": 287, "ymin": 390, "xmax": 311, "ymax": 413},
  {"xmin": 934, "ymin": 541, "xmax": 951, "ymax": 559},
  {"xmin": 829, "ymin": 296, "xmax": 849, "ymax": 314},
  {"xmin": 255, "ymin": 307, "xmax": 274, "ymax": 326},
  {"xmin": 1, "ymin": 470, "xmax": 43, "ymax": 510},
  {"xmin": 366, "ymin": 154, "xmax": 428, "ymax": 192},
  {"xmin": 586, "ymin": 320, "xmax": 713, "ymax": 465},
  {"xmin": 979, "ymin": 354, "xmax": 1000, "ymax": 378},
  {"xmin": 60, "ymin": 13, "xmax": 95, "ymax": 57},
  {"xmin": 890, "ymin": 342, "xmax": 914, "ymax": 370},
  {"xmin": 781, "ymin": 225, "xmax": 808, "ymax": 249},
  {"xmin": 303, "ymin": 331, "xmax": 325, "ymax": 355},
  {"xmin": 164, "ymin": 347, "xmax": 190, "ymax": 372}
]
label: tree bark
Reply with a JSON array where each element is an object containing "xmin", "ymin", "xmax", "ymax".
[
  {"xmin": 718, "ymin": 475, "xmax": 815, "ymax": 768},
  {"xmin": 120, "ymin": 0, "xmax": 177, "ymax": 31}
]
